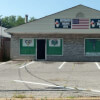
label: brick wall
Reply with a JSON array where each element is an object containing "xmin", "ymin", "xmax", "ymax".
[{"xmin": 11, "ymin": 34, "xmax": 100, "ymax": 61}]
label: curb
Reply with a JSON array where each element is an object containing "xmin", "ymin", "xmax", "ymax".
[{"xmin": 0, "ymin": 98, "xmax": 100, "ymax": 100}]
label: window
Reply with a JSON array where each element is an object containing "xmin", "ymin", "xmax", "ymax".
[
  {"xmin": 20, "ymin": 38, "xmax": 36, "ymax": 55},
  {"xmin": 85, "ymin": 39, "xmax": 100, "ymax": 56},
  {"xmin": 47, "ymin": 38, "xmax": 63, "ymax": 55}
]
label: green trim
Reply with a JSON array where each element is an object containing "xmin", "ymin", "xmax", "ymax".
[
  {"xmin": 47, "ymin": 39, "xmax": 63, "ymax": 55},
  {"xmin": 20, "ymin": 39, "xmax": 36, "ymax": 55},
  {"xmin": 85, "ymin": 39, "xmax": 100, "ymax": 56}
]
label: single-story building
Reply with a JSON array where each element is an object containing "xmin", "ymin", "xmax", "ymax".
[
  {"xmin": 5, "ymin": 4, "xmax": 100, "ymax": 61},
  {"xmin": 0, "ymin": 26, "xmax": 11, "ymax": 61}
]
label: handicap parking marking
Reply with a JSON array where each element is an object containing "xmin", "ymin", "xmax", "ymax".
[
  {"xmin": 19, "ymin": 61, "xmax": 35, "ymax": 69},
  {"xmin": 58, "ymin": 62, "xmax": 66, "ymax": 69},
  {"xmin": 95, "ymin": 62, "xmax": 100, "ymax": 70},
  {"xmin": 0, "ymin": 61, "xmax": 13, "ymax": 66}
]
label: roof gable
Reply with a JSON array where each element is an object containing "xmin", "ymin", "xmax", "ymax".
[{"xmin": 6, "ymin": 5, "xmax": 100, "ymax": 34}]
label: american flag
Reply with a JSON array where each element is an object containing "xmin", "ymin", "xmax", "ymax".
[{"xmin": 72, "ymin": 19, "xmax": 89, "ymax": 29}]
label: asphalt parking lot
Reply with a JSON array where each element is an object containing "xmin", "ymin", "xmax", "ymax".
[{"xmin": 0, "ymin": 60, "xmax": 100, "ymax": 97}]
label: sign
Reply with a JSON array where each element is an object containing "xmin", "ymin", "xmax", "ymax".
[
  {"xmin": 23, "ymin": 38, "xmax": 34, "ymax": 47},
  {"xmin": 72, "ymin": 19, "xmax": 89, "ymax": 29},
  {"xmin": 85, "ymin": 39, "xmax": 100, "ymax": 56},
  {"xmin": 90, "ymin": 19, "xmax": 100, "ymax": 28},
  {"xmin": 20, "ymin": 39, "xmax": 36, "ymax": 55},
  {"xmin": 47, "ymin": 39, "xmax": 63, "ymax": 55},
  {"xmin": 49, "ymin": 39, "xmax": 60, "ymax": 47},
  {"xmin": 55, "ymin": 19, "xmax": 71, "ymax": 28}
]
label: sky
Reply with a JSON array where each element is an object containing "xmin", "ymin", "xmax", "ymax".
[{"xmin": 0, "ymin": 0, "xmax": 100, "ymax": 19}]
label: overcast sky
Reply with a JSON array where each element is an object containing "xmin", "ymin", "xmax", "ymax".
[{"xmin": 0, "ymin": 0, "xmax": 99, "ymax": 19}]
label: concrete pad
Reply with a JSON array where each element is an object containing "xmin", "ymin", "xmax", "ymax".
[{"xmin": 0, "ymin": 61, "xmax": 100, "ymax": 97}]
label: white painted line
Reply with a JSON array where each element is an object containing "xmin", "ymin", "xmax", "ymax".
[
  {"xmin": 58, "ymin": 62, "xmax": 66, "ymax": 69},
  {"xmin": 19, "ymin": 61, "xmax": 35, "ymax": 69},
  {"xmin": 14, "ymin": 80, "xmax": 62, "ymax": 87},
  {"xmin": 65, "ymin": 87, "xmax": 74, "ymax": 90},
  {"xmin": 67, "ymin": 87, "xmax": 100, "ymax": 93},
  {"xmin": 14, "ymin": 80, "xmax": 74, "ymax": 90},
  {"xmin": 95, "ymin": 62, "xmax": 100, "ymax": 70},
  {"xmin": 0, "ymin": 61, "xmax": 12, "ymax": 66},
  {"xmin": 91, "ymin": 89, "xmax": 100, "ymax": 93},
  {"xmin": 14, "ymin": 80, "xmax": 100, "ymax": 93},
  {"xmin": 76, "ymin": 87, "xmax": 89, "ymax": 91}
]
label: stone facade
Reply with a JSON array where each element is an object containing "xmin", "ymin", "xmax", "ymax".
[{"xmin": 11, "ymin": 34, "xmax": 100, "ymax": 61}]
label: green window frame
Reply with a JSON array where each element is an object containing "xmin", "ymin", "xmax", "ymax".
[
  {"xmin": 20, "ymin": 38, "xmax": 36, "ymax": 55},
  {"xmin": 47, "ymin": 38, "xmax": 63, "ymax": 55},
  {"xmin": 85, "ymin": 39, "xmax": 100, "ymax": 56}
]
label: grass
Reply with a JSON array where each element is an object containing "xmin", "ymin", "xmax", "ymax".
[
  {"xmin": 67, "ymin": 96, "xmax": 75, "ymax": 99},
  {"xmin": 12, "ymin": 94, "xmax": 100, "ymax": 100},
  {"xmin": 13, "ymin": 94, "xmax": 26, "ymax": 98},
  {"xmin": 12, "ymin": 94, "xmax": 36, "ymax": 99}
]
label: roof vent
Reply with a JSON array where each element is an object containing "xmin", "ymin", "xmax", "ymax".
[{"xmin": 76, "ymin": 12, "xmax": 84, "ymax": 18}]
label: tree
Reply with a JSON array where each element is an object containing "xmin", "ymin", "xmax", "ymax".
[
  {"xmin": 9, "ymin": 16, "xmax": 16, "ymax": 27},
  {"xmin": 29, "ymin": 17, "xmax": 36, "ymax": 22},
  {"xmin": 0, "ymin": 15, "xmax": 36, "ymax": 28},
  {"xmin": 15, "ymin": 16, "xmax": 25, "ymax": 26},
  {"xmin": 1, "ymin": 16, "xmax": 17, "ymax": 28},
  {"xmin": 1, "ymin": 16, "xmax": 11, "ymax": 28}
]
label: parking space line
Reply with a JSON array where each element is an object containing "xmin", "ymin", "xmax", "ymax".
[
  {"xmin": 95, "ymin": 62, "xmax": 100, "ymax": 70},
  {"xmin": 75, "ymin": 87, "xmax": 100, "ymax": 93},
  {"xmin": 14, "ymin": 80, "xmax": 100, "ymax": 93},
  {"xmin": 58, "ymin": 62, "xmax": 66, "ymax": 69},
  {"xmin": 91, "ymin": 89, "xmax": 100, "ymax": 93},
  {"xmin": 14, "ymin": 80, "xmax": 61, "ymax": 87},
  {"xmin": 19, "ymin": 61, "xmax": 35, "ymax": 69},
  {"xmin": 0, "ymin": 61, "xmax": 12, "ymax": 66}
]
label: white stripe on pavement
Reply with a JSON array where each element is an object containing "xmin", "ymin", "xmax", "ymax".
[
  {"xmin": 14, "ymin": 80, "xmax": 61, "ymax": 87},
  {"xmin": 14, "ymin": 80, "xmax": 75, "ymax": 90},
  {"xmin": 14, "ymin": 80, "xmax": 100, "ymax": 93},
  {"xmin": 0, "ymin": 61, "xmax": 12, "ymax": 66},
  {"xmin": 95, "ymin": 62, "xmax": 100, "ymax": 70},
  {"xmin": 68, "ymin": 87, "xmax": 100, "ymax": 93},
  {"xmin": 19, "ymin": 61, "xmax": 35, "ymax": 69},
  {"xmin": 91, "ymin": 89, "xmax": 100, "ymax": 93},
  {"xmin": 58, "ymin": 62, "xmax": 66, "ymax": 69}
]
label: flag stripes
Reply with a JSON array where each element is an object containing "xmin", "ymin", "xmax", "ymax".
[{"xmin": 72, "ymin": 19, "xmax": 89, "ymax": 29}]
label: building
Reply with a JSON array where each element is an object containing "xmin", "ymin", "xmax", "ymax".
[
  {"xmin": 5, "ymin": 5, "xmax": 100, "ymax": 61},
  {"xmin": 0, "ymin": 27, "xmax": 11, "ymax": 61}
]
